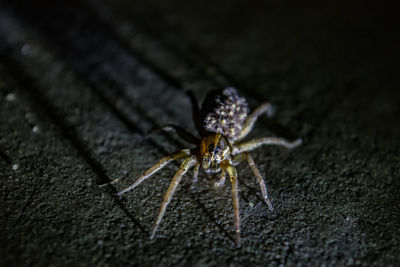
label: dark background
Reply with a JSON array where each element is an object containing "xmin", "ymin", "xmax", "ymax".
[{"xmin": 0, "ymin": 0, "xmax": 399, "ymax": 266}]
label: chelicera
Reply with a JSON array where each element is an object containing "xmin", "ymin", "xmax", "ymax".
[{"xmin": 107, "ymin": 87, "xmax": 301, "ymax": 246}]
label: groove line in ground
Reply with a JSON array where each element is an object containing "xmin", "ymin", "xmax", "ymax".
[
  {"xmin": 85, "ymin": 2, "xmax": 342, "ymax": 140},
  {"xmin": 0, "ymin": 52, "xmax": 147, "ymax": 233},
  {"xmin": 0, "ymin": 6, "xmax": 234, "ymax": 242}
]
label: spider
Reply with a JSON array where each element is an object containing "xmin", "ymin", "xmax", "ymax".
[{"xmin": 106, "ymin": 87, "xmax": 301, "ymax": 246}]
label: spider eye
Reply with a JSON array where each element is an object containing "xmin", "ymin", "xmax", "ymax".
[
  {"xmin": 208, "ymin": 144, "xmax": 220, "ymax": 154},
  {"xmin": 208, "ymin": 144, "xmax": 214, "ymax": 153}
]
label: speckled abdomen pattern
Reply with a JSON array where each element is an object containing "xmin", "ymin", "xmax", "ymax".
[{"xmin": 201, "ymin": 87, "xmax": 248, "ymax": 142}]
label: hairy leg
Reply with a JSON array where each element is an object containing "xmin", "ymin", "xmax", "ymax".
[
  {"xmin": 150, "ymin": 124, "xmax": 200, "ymax": 144},
  {"xmin": 232, "ymin": 137, "xmax": 302, "ymax": 155},
  {"xmin": 231, "ymin": 153, "xmax": 246, "ymax": 165},
  {"xmin": 245, "ymin": 152, "xmax": 273, "ymax": 211},
  {"xmin": 226, "ymin": 165, "xmax": 241, "ymax": 247},
  {"xmin": 150, "ymin": 156, "xmax": 197, "ymax": 239},
  {"xmin": 115, "ymin": 149, "xmax": 191, "ymax": 195},
  {"xmin": 236, "ymin": 102, "xmax": 274, "ymax": 141}
]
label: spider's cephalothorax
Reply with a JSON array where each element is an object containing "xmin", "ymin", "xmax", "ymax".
[
  {"xmin": 199, "ymin": 133, "xmax": 230, "ymax": 172},
  {"xmin": 106, "ymin": 87, "xmax": 302, "ymax": 246}
]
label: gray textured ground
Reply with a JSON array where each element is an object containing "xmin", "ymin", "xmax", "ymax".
[{"xmin": 0, "ymin": 0, "xmax": 399, "ymax": 266}]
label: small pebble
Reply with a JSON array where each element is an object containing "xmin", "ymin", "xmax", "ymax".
[
  {"xmin": 6, "ymin": 93, "xmax": 16, "ymax": 102},
  {"xmin": 21, "ymin": 43, "xmax": 32, "ymax": 55},
  {"xmin": 12, "ymin": 164, "xmax": 19, "ymax": 171}
]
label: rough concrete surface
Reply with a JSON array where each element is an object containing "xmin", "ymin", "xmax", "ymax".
[{"xmin": 0, "ymin": 0, "xmax": 399, "ymax": 266}]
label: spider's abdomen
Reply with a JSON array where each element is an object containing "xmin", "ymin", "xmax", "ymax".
[{"xmin": 201, "ymin": 87, "xmax": 248, "ymax": 142}]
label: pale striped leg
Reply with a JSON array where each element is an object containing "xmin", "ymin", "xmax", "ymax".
[
  {"xmin": 116, "ymin": 149, "xmax": 191, "ymax": 195},
  {"xmin": 245, "ymin": 152, "xmax": 273, "ymax": 211},
  {"xmin": 226, "ymin": 165, "xmax": 241, "ymax": 247},
  {"xmin": 233, "ymin": 137, "xmax": 302, "ymax": 155},
  {"xmin": 232, "ymin": 153, "xmax": 246, "ymax": 165},
  {"xmin": 150, "ymin": 156, "xmax": 197, "ymax": 239},
  {"xmin": 236, "ymin": 102, "xmax": 274, "ymax": 141}
]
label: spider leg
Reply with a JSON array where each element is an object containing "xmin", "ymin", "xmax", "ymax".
[
  {"xmin": 232, "ymin": 137, "xmax": 302, "ymax": 155},
  {"xmin": 232, "ymin": 153, "xmax": 246, "ymax": 165},
  {"xmin": 150, "ymin": 156, "xmax": 197, "ymax": 239},
  {"xmin": 192, "ymin": 162, "xmax": 200, "ymax": 182},
  {"xmin": 186, "ymin": 90, "xmax": 205, "ymax": 137},
  {"xmin": 232, "ymin": 152, "xmax": 273, "ymax": 210},
  {"xmin": 116, "ymin": 149, "xmax": 191, "ymax": 195},
  {"xmin": 151, "ymin": 124, "xmax": 200, "ymax": 144},
  {"xmin": 245, "ymin": 152, "xmax": 273, "ymax": 211},
  {"xmin": 226, "ymin": 165, "xmax": 241, "ymax": 247},
  {"xmin": 236, "ymin": 102, "xmax": 274, "ymax": 141}
]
